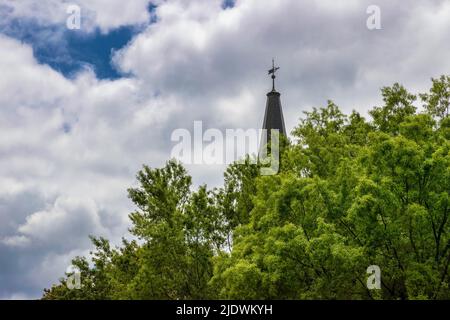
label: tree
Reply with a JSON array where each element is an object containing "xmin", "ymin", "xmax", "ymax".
[
  {"xmin": 44, "ymin": 160, "xmax": 221, "ymax": 300},
  {"xmin": 43, "ymin": 76, "xmax": 450, "ymax": 300},
  {"xmin": 370, "ymin": 83, "xmax": 416, "ymax": 135},
  {"xmin": 420, "ymin": 75, "xmax": 450, "ymax": 120},
  {"xmin": 212, "ymin": 77, "xmax": 449, "ymax": 300}
]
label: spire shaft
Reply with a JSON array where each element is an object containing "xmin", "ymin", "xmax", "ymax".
[{"xmin": 261, "ymin": 59, "xmax": 286, "ymax": 151}]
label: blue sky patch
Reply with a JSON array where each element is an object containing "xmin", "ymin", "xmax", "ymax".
[
  {"xmin": 0, "ymin": 1, "xmax": 233, "ymax": 80},
  {"xmin": 0, "ymin": 2, "xmax": 158, "ymax": 80},
  {"xmin": 63, "ymin": 26, "xmax": 137, "ymax": 79},
  {"xmin": 222, "ymin": 0, "xmax": 236, "ymax": 9},
  {"xmin": 0, "ymin": 18, "xmax": 138, "ymax": 80}
]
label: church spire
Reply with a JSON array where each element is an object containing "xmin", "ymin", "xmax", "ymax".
[{"xmin": 261, "ymin": 59, "xmax": 287, "ymax": 149}]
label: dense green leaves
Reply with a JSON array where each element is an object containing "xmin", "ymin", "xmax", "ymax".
[{"xmin": 43, "ymin": 78, "xmax": 450, "ymax": 300}]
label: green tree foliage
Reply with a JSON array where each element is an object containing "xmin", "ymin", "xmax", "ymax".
[
  {"xmin": 370, "ymin": 83, "xmax": 417, "ymax": 135},
  {"xmin": 420, "ymin": 75, "xmax": 450, "ymax": 120},
  {"xmin": 43, "ymin": 77, "xmax": 450, "ymax": 300}
]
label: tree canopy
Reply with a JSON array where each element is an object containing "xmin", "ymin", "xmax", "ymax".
[{"xmin": 43, "ymin": 77, "xmax": 450, "ymax": 300}]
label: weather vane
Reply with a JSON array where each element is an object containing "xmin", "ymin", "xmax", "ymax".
[{"xmin": 268, "ymin": 58, "xmax": 280, "ymax": 91}]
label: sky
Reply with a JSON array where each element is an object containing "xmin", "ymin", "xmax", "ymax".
[{"xmin": 0, "ymin": 0, "xmax": 449, "ymax": 299}]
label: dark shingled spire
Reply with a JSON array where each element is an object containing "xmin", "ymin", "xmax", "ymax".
[{"xmin": 261, "ymin": 59, "xmax": 286, "ymax": 147}]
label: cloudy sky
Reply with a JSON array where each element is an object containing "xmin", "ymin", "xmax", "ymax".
[{"xmin": 0, "ymin": 0, "xmax": 449, "ymax": 299}]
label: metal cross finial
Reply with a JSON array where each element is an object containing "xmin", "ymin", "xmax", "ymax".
[{"xmin": 268, "ymin": 58, "xmax": 280, "ymax": 91}]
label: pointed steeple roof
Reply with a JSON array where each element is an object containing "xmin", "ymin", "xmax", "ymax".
[{"xmin": 261, "ymin": 59, "xmax": 286, "ymax": 145}]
